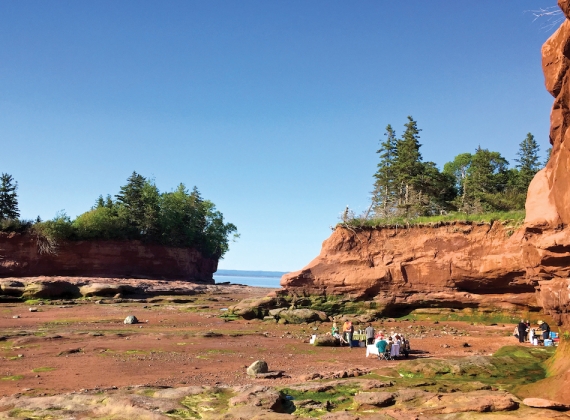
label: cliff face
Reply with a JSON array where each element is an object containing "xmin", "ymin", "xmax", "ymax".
[
  {"xmin": 281, "ymin": 222, "xmax": 570, "ymax": 314},
  {"xmin": 282, "ymin": 0, "xmax": 570, "ymax": 325},
  {"xmin": 0, "ymin": 232, "xmax": 216, "ymax": 283}
]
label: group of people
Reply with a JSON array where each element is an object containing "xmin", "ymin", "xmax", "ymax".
[
  {"xmin": 515, "ymin": 319, "xmax": 550, "ymax": 344},
  {"xmin": 330, "ymin": 321, "xmax": 410, "ymax": 358}
]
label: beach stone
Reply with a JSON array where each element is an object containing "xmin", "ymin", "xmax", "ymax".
[
  {"xmin": 314, "ymin": 335, "xmax": 338, "ymax": 347},
  {"xmin": 0, "ymin": 280, "xmax": 25, "ymax": 296},
  {"xmin": 278, "ymin": 309, "xmax": 327, "ymax": 324},
  {"xmin": 523, "ymin": 398, "xmax": 570, "ymax": 410},
  {"xmin": 353, "ymin": 391, "xmax": 395, "ymax": 408},
  {"xmin": 422, "ymin": 390, "xmax": 518, "ymax": 414},
  {"xmin": 124, "ymin": 315, "xmax": 138, "ymax": 324},
  {"xmin": 247, "ymin": 360, "xmax": 268, "ymax": 376},
  {"xmin": 80, "ymin": 283, "xmax": 122, "ymax": 297},
  {"xmin": 229, "ymin": 385, "xmax": 282, "ymax": 410}
]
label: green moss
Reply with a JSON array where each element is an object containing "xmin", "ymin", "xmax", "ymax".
[
  {"xmin": 280, "ymin": 384, "xmax": 360, "ymax": 417},
  {"xmin": 31, "ymin": 367, "xmax": 55, "ymax": 372},
  {"xmin": 168, "ymin": 388, "xmax": 234, "ymax": 419},
  {"xmin": 397, "ymin": 345, "xmax": 556, "ymax": 391},
  {"xmin": 2, "ymin": 375, "xmax": 23, "ymax": 380},
  {"xmin": 400, "ymin": 308, "xmax": 533, "ymax": 325}
]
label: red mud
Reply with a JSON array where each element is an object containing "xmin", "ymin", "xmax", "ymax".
[{"xmin": 0, "ymin": 285, "xmax": 523, "ymax": 398}]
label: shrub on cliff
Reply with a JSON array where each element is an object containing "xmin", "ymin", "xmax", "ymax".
[{"xmin": 31, "ymin": 173, "xmax": 238, "ymax": 259}]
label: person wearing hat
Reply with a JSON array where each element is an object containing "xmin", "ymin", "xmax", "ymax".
[{"xmin": 538, "ymin": 320, "xmax": 550, "ymax": 341}]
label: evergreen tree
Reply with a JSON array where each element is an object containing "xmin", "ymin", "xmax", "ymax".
[
  {"xmin": 372, "ymin": 125, "xmax": 398, "ymax": 217},
  {"xmin": 393, "ymin": 116, "xmax": 424, "ymax": 213},
  {"xmin": 115, "ymin": 171, "xmax": 147, "ymax": 235},
  {"xmin": 515, "ymin": 133, "xmax": 541, "ymax": 192},
  {"xmin": 443, "ymin": 153, "xmax": 473, "ymax": 209},
  {"xmin": 95, "ymin": 195, "xmax": 105, "ymax": 209},
  {"xmin": 544, "ymin": 147, "xmax": 552, "ymax": 167},
  {"xmin": 465, "ymin": 147, "xmax": 509, "ymax": 212},
  {"xmin": 0, "ymin": 173, "xmax": 20, "ymax": 220}
]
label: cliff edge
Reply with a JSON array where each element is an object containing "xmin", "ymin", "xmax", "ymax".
[{"xmin": 0, "ymin": 232, "xmax": 216, "ymax": 283}]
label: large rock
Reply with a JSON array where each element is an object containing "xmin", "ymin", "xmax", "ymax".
[
  {"xmin": 229, "ymin": 385, "xmax": 283, "ymax": 410},
  {"xmin": 247, "ymin": 360, "xmax": 269, "ymax": 376},
  {"xmin": 421, "ymin": 390, "xmax": 518, "ymax": 414},
  {"xmin": 229, "ymin": 296, "xmax": 278, "ymax": 320},
  {"xmin": 278, "ymin": 308, "xmax": 327, "ymax": 324},
  {"xmin": 523, "ymin": 398, "xmax": 570, "ymax": 410},
  {"xmin": 353, "ymin": 391, "xmax": 395, "ymax": 408},
  {"xmin": 22, "ymin": 281, "xmax": 80, "ymax": 299}
]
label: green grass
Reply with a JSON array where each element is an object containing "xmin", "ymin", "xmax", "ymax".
[
  {"xmin": 32, "ymin": 367, "xmax": 55, "ymax": 373},
  {"xmin": 343, "ymin": 210, "xmax": 525, "ymax": 229},
  {"xmin": 2, "ymin": 375, "xmax": 23, "ymax": 380}
]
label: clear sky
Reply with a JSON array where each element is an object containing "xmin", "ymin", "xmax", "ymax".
[{"xmin": 0, "ymin": 0, "xmax": 558, "ymax": 272}]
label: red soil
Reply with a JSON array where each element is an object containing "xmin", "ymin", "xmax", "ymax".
[{"xmin": 0, "ymin": 286, "xmax": 523, "ymax": 398}]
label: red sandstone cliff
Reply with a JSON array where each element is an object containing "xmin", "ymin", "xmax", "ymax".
[
  {"xmin": 281, "ymin": 0, "xmax": 570, "ymax": 327},
  {"xmin": 0, "ymin": 232, "xmax": 216, "ymax": 283}
]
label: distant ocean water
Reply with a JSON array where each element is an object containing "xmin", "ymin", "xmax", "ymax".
[{"xmin": 213, "ymin": 274, "xmax": 282, "ymax": 288}]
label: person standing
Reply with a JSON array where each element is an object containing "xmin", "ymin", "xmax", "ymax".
[
  {"xmin": 365, "ymin": 324, "xmax": 375, "ymax": 345},
  {"xmin": 538, "ymin": 320, "xmax": 550, "ymax": 340},
  {"xmin": 343, "ymin": 320, "xmax": 354, "ymax": 349},
  {"xmin": 517, "ymin": 319, "xmax": 527, "ymax": 344}
]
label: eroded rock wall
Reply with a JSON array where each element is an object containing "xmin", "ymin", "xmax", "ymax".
[
  {"xmin": 0, "ymin": 232, "xmax": 216, "ymax": 283},
  {"xmin": 281, "ymin": 0, "xmax": 570, "ymax": 321}
]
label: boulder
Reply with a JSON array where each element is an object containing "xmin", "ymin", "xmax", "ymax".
[
  {"xmin": 229, "ymin": 297, "xmax": 278, "ymax": 320},
  {"xmin": 353, "ymin": 391, "xmax": 395, "ymax": 408},
  {"xmin": 421, "ymin": 390, "xmax": 518, "ymax": 414},
  {"xmin": 124, "ymin": 315, "xmax": 138, "ymax": 324},
  {"xmin": 0, "ymin": 280, "xmax": 25, "ymax": 296},
  {"xmin": 80, "ymin": 283, "xmax": 122, "ymax": 297},
  {"xmin": 247, "ymin": 360, "xmax": 269, "ymax": 376},
  {"xmin": 229, "ymin": 385, "xmax": 283, "ymax": 411},
  {"xmin": 523, "ymin": 398, "xmax": 570, "ymax": 411},
  {"xmin": 22, "ymin": 281, "xmax": 80, "ymax": 299},
  {"xmin": 313, "ymin": 335, "xmax": 339, "ymax": 347},
  {"xmin": 277, "ymin": 309, "xmax": 327, "ymax": 324}
]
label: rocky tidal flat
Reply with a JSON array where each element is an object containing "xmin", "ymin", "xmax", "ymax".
[{"xmin": 0, "ymin": 283, "xmax": 565, "ymax": 419}]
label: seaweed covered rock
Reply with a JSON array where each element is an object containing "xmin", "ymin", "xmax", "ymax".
[{"xmin": 278, "ymin": 308, "xmax": 327, "ymax": 324}]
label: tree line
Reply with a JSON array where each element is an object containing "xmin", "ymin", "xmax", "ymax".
[
  {"xmin": 0, "ymin": 172, "xmax": 237, "ymax": 259},
  {"xmin": 370, "ymin": 116, "xmax": 547, "ymax": 220}
]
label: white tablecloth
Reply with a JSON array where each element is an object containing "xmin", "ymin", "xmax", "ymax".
[
  {"xmin": 390, "ymin": 343, "xmax": 400, "ymax": 357},
  {"xmin": 366, "ymin": 344, "xmax": 379, "ymax": 357}
]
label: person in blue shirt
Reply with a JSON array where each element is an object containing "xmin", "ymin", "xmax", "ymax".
[{"xmin": 376, "ymin": 338, "xmax": 388, "ymax": 355}]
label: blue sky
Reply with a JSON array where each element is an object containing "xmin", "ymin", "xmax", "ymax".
[{"xmin": 0, "ymin": 1, "xmax": 557, "ymax": 271}]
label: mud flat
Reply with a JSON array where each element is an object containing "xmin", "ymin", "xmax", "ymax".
[{"xmin": 0, "ymin": 282, "xmax": 564, "ymax": 419}]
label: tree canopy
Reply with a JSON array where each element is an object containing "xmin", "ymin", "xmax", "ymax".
[
  {"xmin": 368, "ymin": 120, "xmax": 548, "ymax": 223},
  {"xmin": 7, "ymin": 172, "xmax": 237, "ymax": 260}
]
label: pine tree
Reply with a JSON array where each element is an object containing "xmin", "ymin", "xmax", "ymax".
[
  {"xmin": 465, "ymin": 147, "xmax": 509, "ymax": 211},
  {"xmin": 0, "ymin": 173, "xmax": 20, "ymax": 220},
  {"xmin": 443, "ymin": 153, "xmax": 473, "ymax": 209},
  {"xmin": 95, "ymin": 195, "xmax": 105, "ymax": 209},
  {"xmin": 393, "ymin": 116, "xmax": 424, "ymax": 213},
  {"xmin": 115, "ymin": 171, "xmax": 147, "ymax": 235},
  {"xmin": 515, "ymin": 133, "xmax": 541, "ymax": 192},
  {"xmin": 372, "ymin": 125, "xmax": 397, "ymax": 217},
  {"xmin": 544, "ymin": 147, "xmax": 552, "ymax": 167}
]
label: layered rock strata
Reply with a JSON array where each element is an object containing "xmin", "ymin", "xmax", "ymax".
[{"xmin": 0, "ymin": 233, "xmax": 216, "ymax": 283}]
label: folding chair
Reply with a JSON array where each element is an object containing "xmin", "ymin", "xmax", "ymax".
[{"xmin": 378, "ymin": 348, "xmax": 392, "ymax": 361}]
